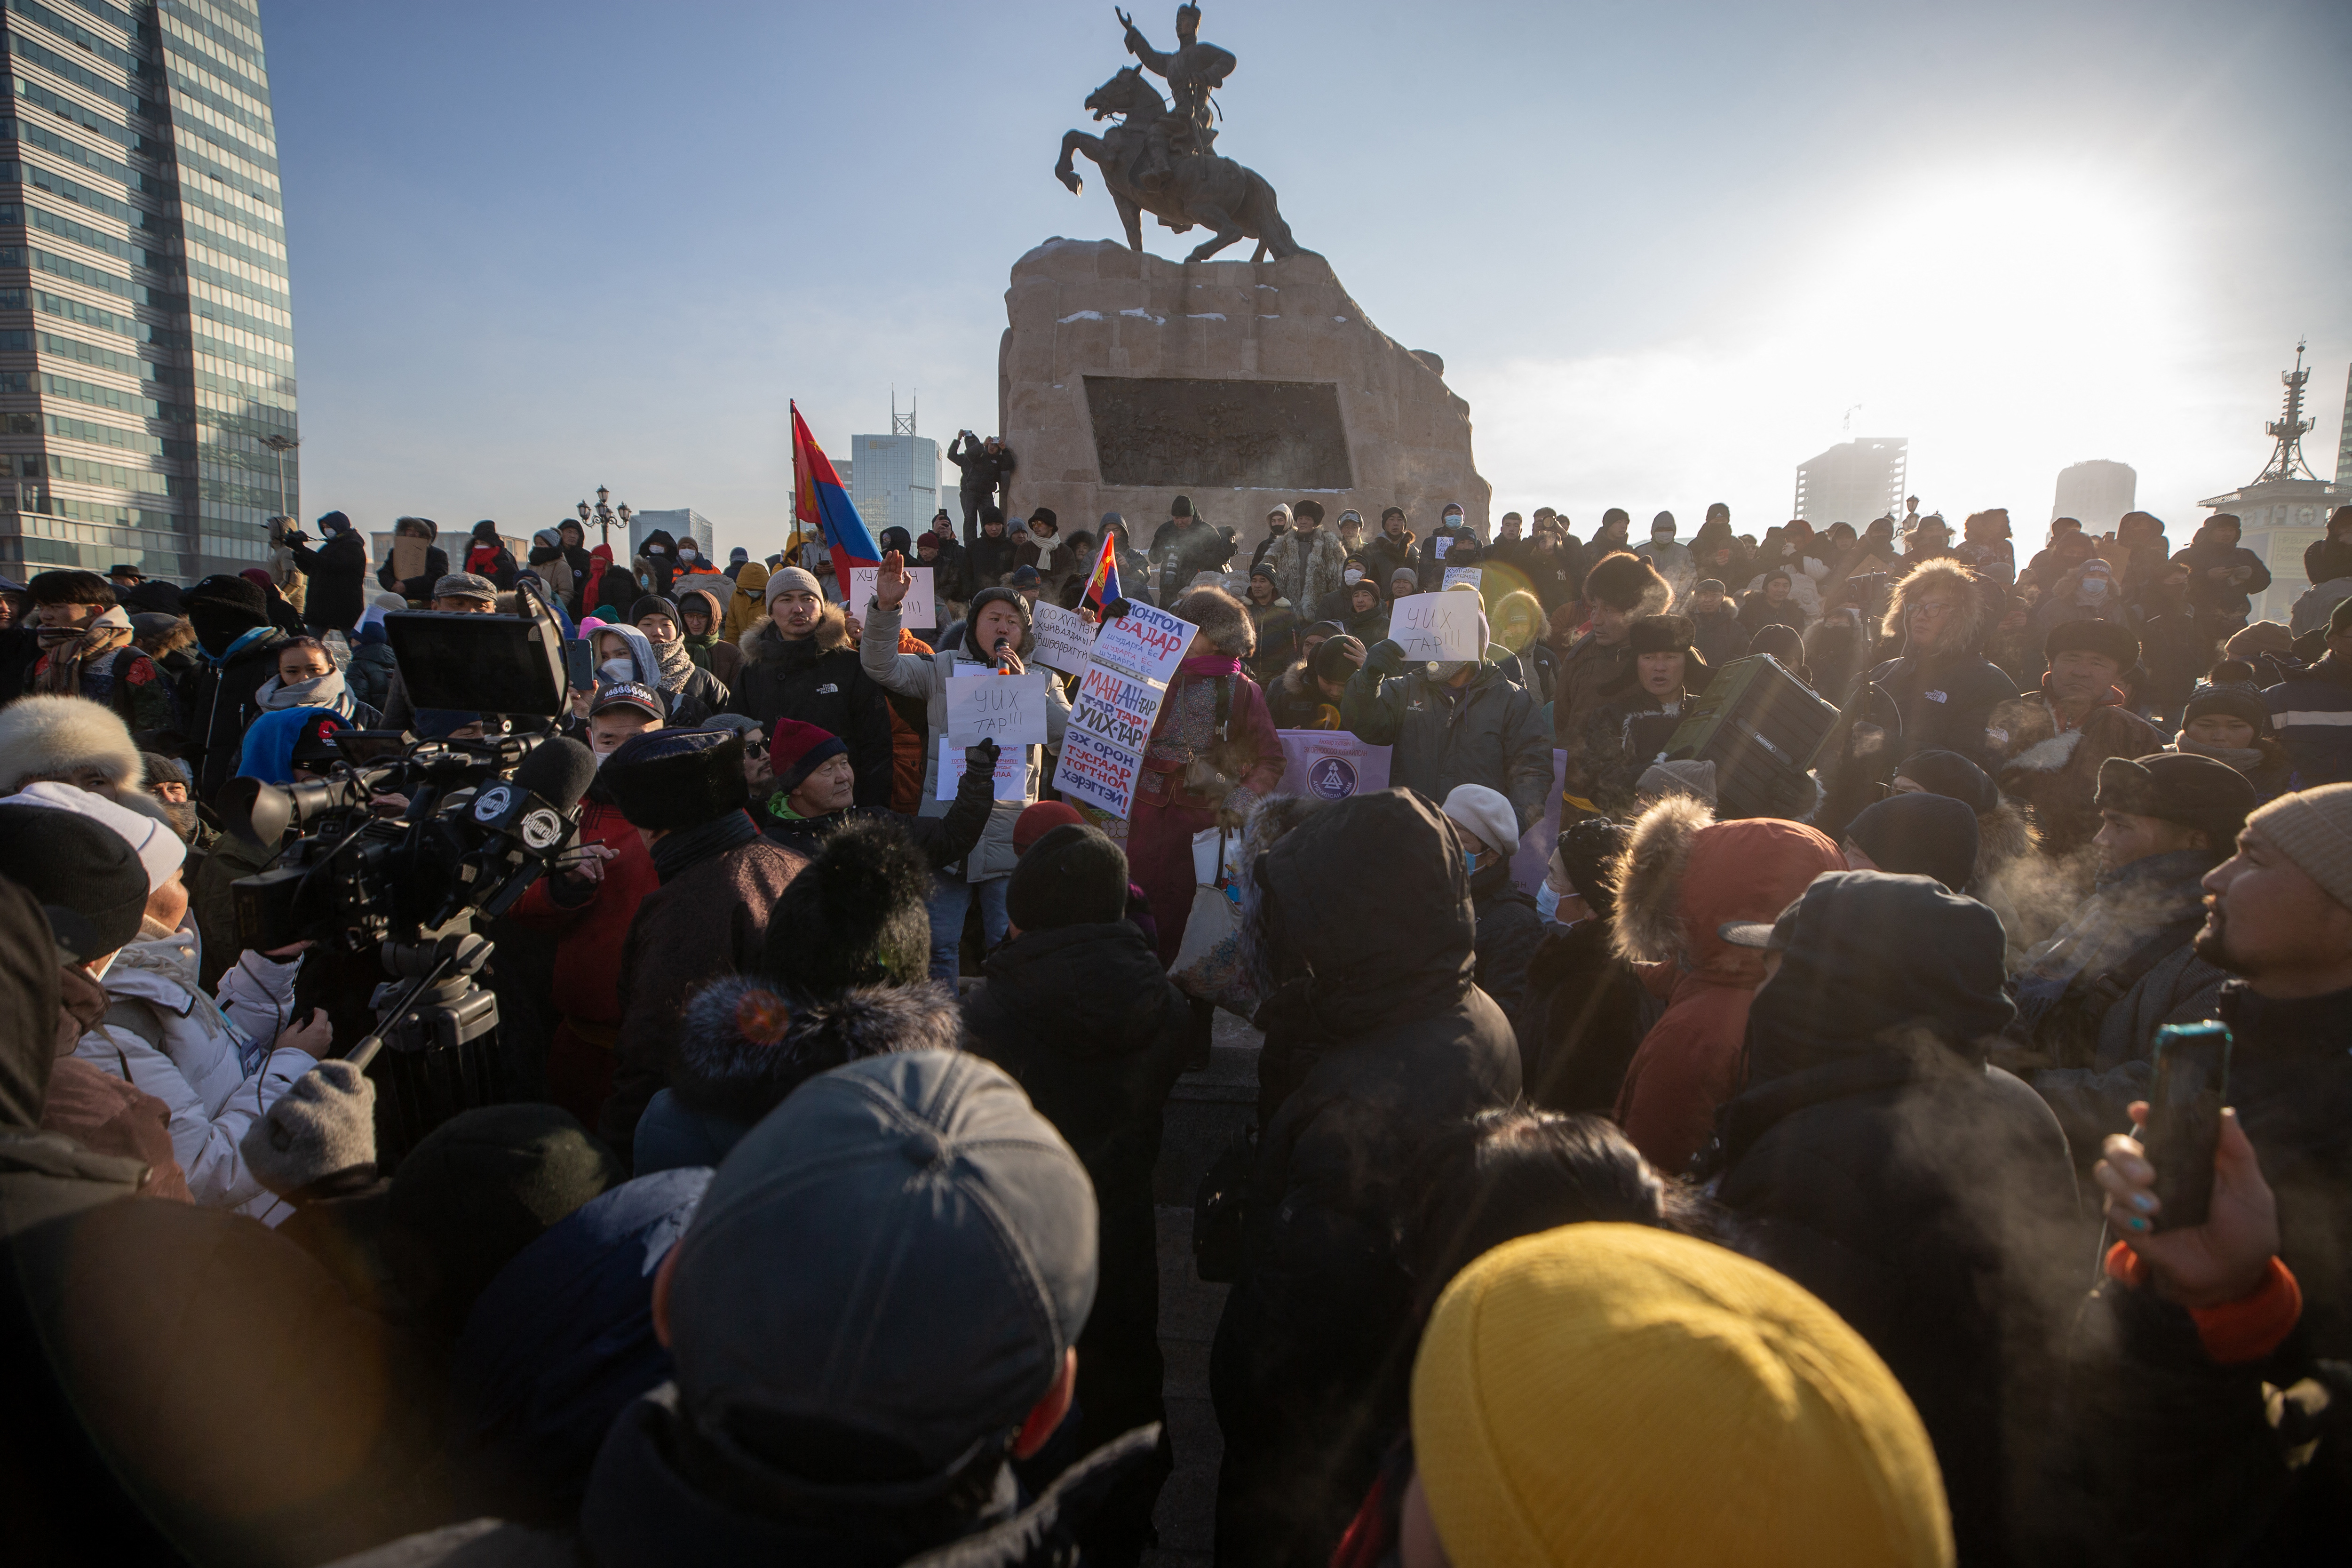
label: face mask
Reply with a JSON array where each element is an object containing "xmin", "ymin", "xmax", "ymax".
[
  {"xmin": 1343, "ymin": 568, "xmax": 1363, "ymax": 584},
  {"xmin": 679, "ymin": 548, "xmax": 697, "ymax": 561},
  {"xmin": 647, "ymin": 545, "xmax": 666, "ymax": 556},
  {"xmin": 1653, "ymin": 532, "xmax": 1674, "ymax": 544},
  {"xmin": 1444, "ymin": 515, "xmax": 1463, "ymax": 530},
  {"xmin": 599, "ymin": 657, "xmax": 635, "ymax": 683},
  {"xmin": 1463, "ymin": 850, "xmax": 1480, "ymax": 874},
  {"xmin": 2082, "ymin": 578, "xmax": 2109, "ymax": 600}
]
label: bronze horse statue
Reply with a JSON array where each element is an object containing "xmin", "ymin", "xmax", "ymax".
[{"xmin": 1055, "ymin": 68, "xmax": 1303, "ymax": 263}]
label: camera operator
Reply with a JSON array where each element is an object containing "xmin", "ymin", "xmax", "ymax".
[
  {"xmin": 505, "ymin": 682, "xmax": 666, "ymax": 1128},
  {"xmin": 594, "ymin": 727, "xmax": 804, "ymax": 1157},
  {"xmin": 188, "ymin": 708, "xmax": 358, "ymax": 989},
  {"xmin": 280, "ymin": 511, "xmax": 368, "ymax": 635}
]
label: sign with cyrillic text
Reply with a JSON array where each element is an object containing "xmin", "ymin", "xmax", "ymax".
[
  {"xmin": 1030, "ymin": 601, "xmax": 1096, "ymax": 676},
  {"xmin": 944, "ymin": 669, "xmax": 1049, "ymax": 747},
  {"xmin": 851, "ymin": 566, "xmax": 935, "ymax": 629},
  {"xmin": 1388, "ymin": 589, "xmax": 1483, "ymax": 663},
  {"xmin": 1051, "ymin": 604, "xmax": 1194, "ymax": 817}
]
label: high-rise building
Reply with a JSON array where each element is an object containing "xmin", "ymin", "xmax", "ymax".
[
  {"xmin": 2050, "ymin": 460, "xmax": 2137, "ymax": 530},
  {"xmin": 0, "ymin": 0, "xmax": 299, "ymax": 582},
  {"xmin": 1793, "ymin": 437, "xmax": 1907, "ymax": 529},
  {"xmin": 2335, "ymin": 362, "xmax": 2350, "ymax": 486},
  {"xmin": 628, "ymin": 507, "xmax": 718, "ymax": 564},
  {"xmin": 2200, "ymin": 342, "xmax": 2352, "ymax": 622},
  {"xmin": 850, "ymin": 432, "xmax": 939, "ymax": 539}
]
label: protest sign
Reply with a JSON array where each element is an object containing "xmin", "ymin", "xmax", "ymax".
[
  {"xmin": 851, "ymin": 566, "xmax": 935, "ymax": 628},
  {"xmin": 1050, "ymin": 605, "xmax": 1194, "ymax": 817},
  {"xmin": 1431, "ymin": 535, "xmax": 1451, "ymax": 560},
  {"xmin": 1275, "ymin": 730, "xmax": 1392, "ymax": 801},
  {"xmin": 1030, "ymin": 600, "xmax": 1095, "ymax": 675},
  {"xmin": 1089, "ymin": 601, "xmax": 1194, "ymax": 684},
  {"xmin": 1442, "ymin": 566, "xmax": 1483, "ymax": 592},
  {"xmin": 1388, "ymin": 590, "xmax": 1483, "ymax": 663},
  {"xmin": 944, "ymin": 669, "xmax": 1049, "ymax": 747},
  {"xmin": 935, "ymin": 737, "xmax": 1030, "ymax": 802}
]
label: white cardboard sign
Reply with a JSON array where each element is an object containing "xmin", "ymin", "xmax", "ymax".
[
  {"xmin": 1087, "ymin": 600, "xmax": 1194, "ymax": 685},
  {"xmin": 1030, "ymin": 600, "xmax": 1096, "ymax": 676},
  {"xmin": 1053, "ymin": 646, "xmax": 1181, "ymax": 819},
  {"xmin": 1388, "ymin": 589, "xmax": 1483, "ymax": 663},
  {"xmin": 851, "ymin": 566, "xmax": 935, "ymax": 628},
  {"xmin": 935, "ymin": 737, "xmax": 1029, "ymax": 802},
  {"xmin": 944, "ymin": 669, "xmax": 1049, "ymax": 748},
  {"xmin": 1442, "ymin": 566, "xmax": 1483, "ymax": 591}
]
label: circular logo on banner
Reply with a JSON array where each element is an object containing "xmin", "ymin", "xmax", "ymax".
[
  {"xmin": 519, "ymin": 808, "xmax": 565, "ymax": 851},
  {"xmin": 472, "ymin": 785, "xmax": 515, "ymax": 823},
  {"xmin": 1307, "ymin": 757, "xmax": 1358, "ymax": 799}
]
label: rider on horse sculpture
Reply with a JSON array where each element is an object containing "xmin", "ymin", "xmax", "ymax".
[{"xmin": 1116, "ymin": 3, "xmax": 1235, "ymax": 193}]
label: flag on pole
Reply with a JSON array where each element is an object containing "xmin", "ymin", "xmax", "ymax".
[
  {"xmin": 1082, "ymin": 529, "xmax": 1122, "ymax": 611},
  {"xmin": 790, "ymin": 402, "xmax": 880, "ymax": 601}
]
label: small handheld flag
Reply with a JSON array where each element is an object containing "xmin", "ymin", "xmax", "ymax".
[
  {"xmin": 790, "ymin": 402, "xmax": 881, "ymax": 602},
  {"xmin": 1083, "ymin": 530, "xmax": 1122, "ymax": 611}
]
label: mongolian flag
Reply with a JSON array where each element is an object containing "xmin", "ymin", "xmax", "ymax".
[
  {"xmin": 790, "ymin": 401, "xmax": 880, "ymax": 601},
  {"xmin": 1082, "ymin": 528, "xmax": 1122, "ymax": 611}
]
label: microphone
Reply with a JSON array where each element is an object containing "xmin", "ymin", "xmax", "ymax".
[
  {"xmin": 993, "ymin": 635, "xmax": 1014, "ymax": 673},
  {"xmin": 454, "ymin": 737, "xmax": 599, "ymax": 922}
]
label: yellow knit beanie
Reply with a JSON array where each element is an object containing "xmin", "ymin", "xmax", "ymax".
[{"xmin": 1411, "ymin": 1225, "xmax": 1953, "ymax": 1568}]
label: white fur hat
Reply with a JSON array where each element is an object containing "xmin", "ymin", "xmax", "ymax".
[{"xmin": 0, "ymin": 693, "xmax": 144, "ymax": 794}]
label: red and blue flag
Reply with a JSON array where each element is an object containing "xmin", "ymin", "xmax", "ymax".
[
  {"xmin": 791, "ymin": 402, "xmax": 879, "ymax": 601},
  {"xmin": 1083, "ymin": 529, "xmax": 1121, "ymax": 610}
]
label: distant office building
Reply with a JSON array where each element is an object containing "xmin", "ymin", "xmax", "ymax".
[
  {"xmin": 2336, "ymin": 362, "xmax": 2351, "ymax": 486},
  {"xmin": 850, "ymin": 434, "xmax": 939, "ymax": 539},
  {"xmin": 0, "ymin": 0, "xmax": 301, "ymax": 582},
  {"xmin": 1793, "ymin": 437, "xmax": 1907, "ymax": 529},
  {"xmin": 2200, "ymin": 344, "xmax": 2352, "ymax": 622},
  {"xmin": 2050, "ymin": 460, "xmax": 2137, "ymax": 530},
  {"xmin": 629, "ymin": 507, "xmax": 718, "ymax": 565}
]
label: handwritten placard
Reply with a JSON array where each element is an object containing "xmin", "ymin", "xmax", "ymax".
[
  {"xmin": 945, "ymin": 670, "xmax": 1049, "ymax": 747},
  {"xmin": 1442, "ymin": 566, "xmax": 1483, "ymax": 592},
  {"xmin": 1089, "ymin": 600, "xmax": 1194, "ymax": 685},
  {"xmin": 1389, "ymin": 589, "xmax": 1483, "ymax": 662},
  {"xmin": 936, "ymin": 737, "xmax": 1029, "ymax": 802},
  {"xmin": 1431, "ymin": 535, "xmax": 1451, "ymax": 561},
  {"xmin": 1030, "ymin": 600, "xmax": 1096, "ymax": 676},
  {"xmin": 852, "ymin": 566, "xmax": 936, "ymax": 629}
]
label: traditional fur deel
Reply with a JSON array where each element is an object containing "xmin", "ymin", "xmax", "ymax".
[
  {"xmin": 0, "ymin": 692, "xmax": 144, "ymax": 793},
  {"xmin": 1607, "ymin": 793, "xmax": 1715, "ymax": 968}
]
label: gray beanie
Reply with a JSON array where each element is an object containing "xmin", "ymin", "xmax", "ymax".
[
  {"xmin": 766, "ymin": 565, "xmax": 825, "ymax": 604},
  {"xmin": 2245, "ymin": 784, "xmax": 2352, "ymax": 911},
  {"xmin": 239, "ymin": 1060, "xmax": 377, "ymax": 1197}
]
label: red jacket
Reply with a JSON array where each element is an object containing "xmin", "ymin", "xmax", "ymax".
[
  {"xmin": 506, "ymin": 797, "xmax": 659, "ymax": 1030},
  {"xmin": 1613, "ymin": 815, "xmax": 1846, "ymax": 1175}
]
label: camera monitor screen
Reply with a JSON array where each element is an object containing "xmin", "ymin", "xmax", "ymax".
[{"xmin": 384, "ymin": 610, "xmax": 566, "ymax": 716}]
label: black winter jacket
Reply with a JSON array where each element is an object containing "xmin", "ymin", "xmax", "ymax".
[
  {"xmin": 1212, "ymin": 791, "xmax": 1519, "ymax": 1568},
  {"xmin": 1148, "ymin": 518, "xmax": 1234, "ymax": 601},
  {"xmin": 1512, "ymin": 916, "xmax": 1654, "ymax": 1114},
  {"xmin": 1710, "ymin": 873, "xmax": 2080, "ymax": 1567},
  {"xmin": 1868, "ymin": 647, "xmax": 2018, "ymax": 777},
  {"xmin": 758, "ymin": 756, "xmax": 993, "ymax": 868},
  {"xmin": 286, "ymin": 527, "xmax": 369, "ymax": 632},
  {"xmin": 1467, "ymin": 855, "xmax": 1542, "ymax": 1022},
  {"xmin": 965, "ymin": 917, "xmax": 1191, "ymax": 1535},
  {"xmin": 727, "ymin": 617, "xmax": 894, "ymax": 810},
  {"xmin": 181, "ymin": 628, "xmax": 290, "ymax": 800},
  {"xmin": 378, "ymin": 542, "xmax": 449, "ymax": 603},
  {"xmin": 2173, "ymin": 535, "xmax": 2271, "ymax": 621}
]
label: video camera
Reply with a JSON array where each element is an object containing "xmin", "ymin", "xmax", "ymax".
[{"xmin": 227, "ymin": 580, "xmax": 596, "ymax": 1158}]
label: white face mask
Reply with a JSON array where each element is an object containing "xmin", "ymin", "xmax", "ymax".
[
  {"xmin": 2082, "ymin": 578, "xmax": 2109, "ymax": 600},
  {"xmin": 599, "ymin": 657, "xmax": 635, "ymax": 683},
  {"xmin": 678, "ymin": 547, "xmax": 697, "ymax": 561},
  {"xmin": 1343, "ymin": 568, "xmax": 1363, "ymax": 583}
]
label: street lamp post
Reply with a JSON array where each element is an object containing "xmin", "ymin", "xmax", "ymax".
[
  {"xmin": 261, "ymin": 433, "xmax": 299, "ymax": 517},
  {"xmin": 577, "ymin": 486, "xmax": 630, "ymax": 551}
]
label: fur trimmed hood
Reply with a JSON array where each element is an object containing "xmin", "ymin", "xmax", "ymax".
[
  {"xmin": 675, "ymin": 584, "xmax": 728, "ymax": 631},
  {"xmin": 0, "ymin": 693, "xmax": 143, "ymax": 793},
  {"xmin": 1174, "ymin": 585, "xmax": 1255, "ymax": 657},
  {"xmin": 1609, "ymin": 795, "xmax": 1713, "ymax": 968},
  {"xmin": 666, "ymin": 975, "xmax": 962, "ymax": 1126},
  {"xmin": 1880, "ymin": 558, "xmax": 1996, "ymax": 658},
  {"xmin": 739, "ymin": 605, "xmax": 852, "ymax": 662}
]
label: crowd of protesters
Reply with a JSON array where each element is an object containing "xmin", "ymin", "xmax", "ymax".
[{"xmin": 0, "ymin": 488, "xmax": 2347, "ymax": 1568}]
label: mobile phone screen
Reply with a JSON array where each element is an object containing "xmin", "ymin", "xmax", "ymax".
[
  {"xmin": 564, "ymin": 637, "xmax": 594, "ymax": 692},
  {"xmin": 2145, "ymin": 1025, "xmax": 2231, "ymax": 1231}
]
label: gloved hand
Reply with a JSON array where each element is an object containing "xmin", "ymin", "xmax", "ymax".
[
  {"xmin": 963, "ymin": 737, "xmax": 1001, "ymax": 773},
  {"xmin": 239, "ymin": 1059, "xmax": 378, "ymax": 1200},
  {"xmin": 1364, "ymin": 638, "xmax": 1408, "ymax": 679}
]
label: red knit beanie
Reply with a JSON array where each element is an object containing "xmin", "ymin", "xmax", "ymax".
[
  {"xmin": 1013, "ymin": 800, "xmax": 1085, "ymax": 855},
  {"xmin": 769, "ymin": 717, "xmax": 848, "ymax": 793}
]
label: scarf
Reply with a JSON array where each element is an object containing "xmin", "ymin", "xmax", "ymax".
[
  {"xmin": 681, "ymin": 633, "xmax": 715, "ymax": 671},
  {"xmin": 256, "ymin": 668, "xmax": 355, "ymax": 717},
  {"xmin": 34, "ymin": 619, "xmax": 131, "ymax": 697},
  {"xmin": 650, "ymin": 631, "xmax": 696, "ymax": 694},
  {"xmin": 2177, "ymin": 737, "xmax": 2267, "ymax": 774},
  {"xmin": 465, "ymin": 540, "xmax": 503, "ymax": 577},
  {"xmin": 582, "ymin": 550, "xmax": 612, "ymax": 610},
  {"xmin": 650, "ymin": 809, "xmax": 757, "ymax": 884},
  {"xmin": 202, "ymin": 624, "xmax": 278, "ymax": 668}
]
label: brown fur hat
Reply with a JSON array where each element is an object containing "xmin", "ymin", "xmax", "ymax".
[
  {"xmin": 1607, "ymin": 793, "xmax": 1715, "ymax": 968},
  {"xmin": 1582, "ymin": 551, "xmax": 1673, "ymax": 615},
  {"xmin": 1174, "ymin": 585, "xmax": 1255, "ymax": 658}
]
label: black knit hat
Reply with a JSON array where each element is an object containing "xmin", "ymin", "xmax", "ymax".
[
  {"xmin": 184, "ymin": 572, "xmax": 268, "ymax": 621},
  {"xmin": 1893, "ymin": 748, "xmax": 1999, "ymax": 816},
  {"xmin": 1555, "ymin": 817, "xmax": 1624, "ymax": 918},
  {"xmin": 2182, "ymin": 684, "xmax": 2270, "ymax": 733},
  {"xmin": 760, "ymin": 818, "xmax": 934, "ymax": 994},
  {"xmin": 1170, "ymin": 495, "xmax": 1194, "ymax": 518},
  {"xmin": 601, "ymin": 728, "xmax": 749, "ymax": 830},
  {"xmin": 2095, "ymin": 752, "xmax": 2257, "ymax": 846},
  {"xmin": 2045, "ymin": 617, "xmax": 2139, "ymax": 670},
  {"xmin": 0, "ymin": 802, "xmax": 149, "ymax": 962},
  {"xmin": 1311, "ymin": 634, "xmax": 1367, "ymax": 684},
  {"xmin": 629, "ymin": 595, "xmax": 681, "ymax": 634},
  {"xmin": 1846, "ymin": 793, "xmax": 1980, "ymax": 893},
  {"xmin": 1582, "ymin": 551, "xmax": 1670, "ymax": 614},
  {"xmin": 1007, "ymin": 823, "xmax": 1128, "ymax": 931}
]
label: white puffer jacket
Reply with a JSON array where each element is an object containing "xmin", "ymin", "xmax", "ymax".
[{"xmin": 73, "ymin": 918, "xmax": 317, "ymax": 1220}]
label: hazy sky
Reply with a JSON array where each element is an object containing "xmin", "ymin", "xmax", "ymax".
[{"xmin": 266, "ymin": 0, "xmax": 2351, "ymax": 556}]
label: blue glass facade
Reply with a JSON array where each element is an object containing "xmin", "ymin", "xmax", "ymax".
[{"xmin": 0, "ymin": 0, "xmax": 294, "ymax": 581}]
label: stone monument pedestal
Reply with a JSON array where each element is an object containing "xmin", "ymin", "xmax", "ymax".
[{"xmin": 998, "ymin": 239, "xmax": 1490, "ymax": 555}]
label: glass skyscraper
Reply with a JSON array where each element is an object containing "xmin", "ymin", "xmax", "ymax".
[{"xmin": 0, "ymin": 0, "xmax": 294, "ymax": 582}]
